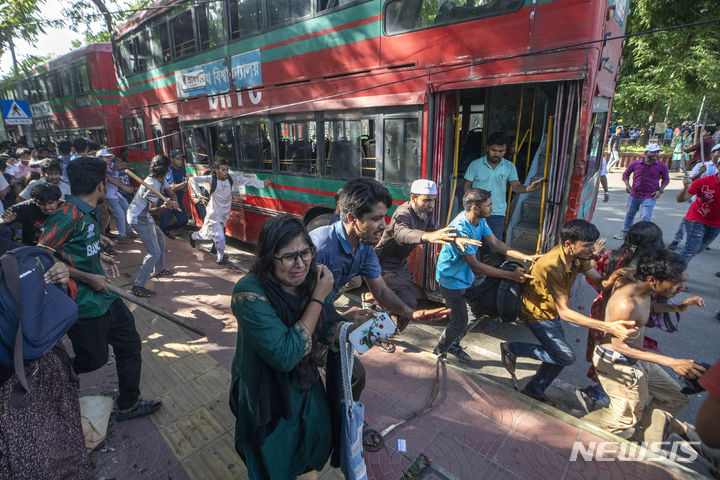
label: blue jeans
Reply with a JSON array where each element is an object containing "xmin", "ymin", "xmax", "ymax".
[
  {"xmin": 622, "ymin": 196, "xmax": 656, "ymax": 232},
  {"xmin": 106, "ymin": 195, "xmax": 130, "ymax": 237},
  {"xmin": 508, "ymin": 317, "xmax": 576, "ymax": 398},
  {"xmin": 672, "ymin": 219, "xmax": 686, "ymax": 245},
  {"xmin": 607, "ymin": 150, "xmax": 620, "ymax": 171},
  {"xmin": 159, "ymin": 199, "xmax": 188, "ymax": 233},
  {"xmin": 678, "ymin": 220, "xmax": 720, "ymax": 266},
  {"xmin": 485, "ymin": 215, "xmax": 506, "ymax": 240}
]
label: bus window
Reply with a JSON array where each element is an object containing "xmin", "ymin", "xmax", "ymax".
[
  {"xmin": 585, "ymin": 112, "xmax": 608, "ymax": 179},
  {"xmin": 197, "ymin": 2, "xmax": 226, "ymax": 50},
  {"xmin": 60, "ymin": 70, "xmax": 74, "ymax": 97},
  {"xmin": 152, "ymin": 21, "xmax": 172, "ymax": 64},
  {"xmin": 384, "ymin": 0, "xmax": 524, "ymax": 35},
  {"xmin": 208, "ymin": 125, "xmax": 236, "ymax": 166},
  {"xmin": 184, "ymin": 127, "xmax": 210, "ymax": 164},
  {"xmin": 75, "ymin": 63, "xmax": 90, "ymax": 93},
  {"xmin": 119, "ymin": 39, "xmax": 133, "ymax": 76},
  {"xmin": 276, "ymin": 121, "xmax": 316, "ymax": 175},
  {"xmin": 171, "ymin": 10, "xmax": 196, "ymax": 59},
  {"xmin": 269, "ymin": 0, "xmax": 312, "ymax": 26},
  {"xmin": 133, "ymin": 31, "xmax": 150, "ymax": 72},
  {"xmin": 383, "ymin": 118, "xmax": 420, "ymax": 184},
  {"xmin": 229, "ymin": 0, "xmax": 263, "ymax": 39},
  {"xmin": 152, "ymin": 125, "xmax": 164, "ymax": 155},
  {"xmin": 123, "ymin": 117, "xmax": 148, "ymax": 150},
  {"xmin": 237, "ymin": 122, "xmax": 272, "ymax": 171},
  {"xmin": 323, "ymin": 119, "xmax": 374, "ymax": 179}
]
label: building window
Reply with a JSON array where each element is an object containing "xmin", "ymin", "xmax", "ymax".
[
  {"xmin": 229, "ymin": 0, "xmax": 263, "ymax": 39},
  {"xmin": 323, "ymin": 119, "xmax": 375, "ymax": 179},
  {"xmin": 171, "ymin": 10, "xmax": 196, "ymax": 58},
  {"xmin": 123, "ymin": 117, "xmax": 147, "ymax": 150},
  {"xmin": 268, "ymin": 0, "xmax": 312, "ymax": 26},
  {"xmin": 197, "ymin": 2, "xmax": 226, "ymax": 50},
  {"xmin": 276, "ymin": 121, "xmax": 316, "ymax": 175},
  {"xmin": 383, "ymin": 117, "xmax": 420, "ymax": 183},
  {"xmin": 384, "ymin": 0, "xmax": 523, "ymax": 35},
  {"xmin": 236, "ymin": 122, "xmax": 272, "ymax": 171}
]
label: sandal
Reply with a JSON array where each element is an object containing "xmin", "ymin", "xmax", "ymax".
[
  {"xmin": 362, "ymin": 423, "xmax": 384, "ymax": 452},
  {"xmin": 116, "ymin": 398, "xmax": 162, "ymax": 422},
  {"xmin": 131, "ymin": 286, "xmax": 157, "ymax": 297},
  {"xmin": 152, "ymin": 268, "xmax": 175, "ymax": 278}
]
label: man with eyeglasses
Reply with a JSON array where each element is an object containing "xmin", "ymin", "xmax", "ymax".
[{"xmin": 309, "ymin": 177, "xmax": 449, "ymax": 452}]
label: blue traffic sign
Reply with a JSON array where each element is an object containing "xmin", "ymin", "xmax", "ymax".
[{"xmin": 1, "ymin": 99, "xmax": 32, "ymax": 125}]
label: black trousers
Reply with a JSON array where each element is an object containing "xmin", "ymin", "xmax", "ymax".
[{"xmin": 67, "ymin": 298, "xmax": 142, "ymax": 410}]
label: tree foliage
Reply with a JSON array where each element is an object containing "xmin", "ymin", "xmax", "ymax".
[{"xmin": 612, "ymin": 0, "xmax": 720, "ymax": 127}]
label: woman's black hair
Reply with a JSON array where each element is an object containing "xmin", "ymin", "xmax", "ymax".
[
  {"xmin": 150, "ymin": 154, "xmax": 170, "ymax": 179},
  {"xmin": 251, "ymin": 214, "xmax": 318, "ymax": 298},
  {"xmin": 607, "ymin": 221, "xmax": 664, "ymax": 276},
  {"xmin": 251, "ymin": 214, "xmax": 324, "ymax": 391}
]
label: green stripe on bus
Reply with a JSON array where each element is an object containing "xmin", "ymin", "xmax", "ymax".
[{"xmin": 118, "ymin": 0, "xmax": 382, "ymax": 91}]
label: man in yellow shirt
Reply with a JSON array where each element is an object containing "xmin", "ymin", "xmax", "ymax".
[{"xmin": 500, "ymin": 219, "xmax": 636, "ymax": 404}]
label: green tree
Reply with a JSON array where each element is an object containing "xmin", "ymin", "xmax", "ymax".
[{"xmin": 612, "ymin": 0, "xmax": 720, "ymax": 129}]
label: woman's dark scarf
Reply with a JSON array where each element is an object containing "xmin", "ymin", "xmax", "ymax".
[{"xmin": 252, "ymin": 275, "xmax": 337, "ymax": 447}]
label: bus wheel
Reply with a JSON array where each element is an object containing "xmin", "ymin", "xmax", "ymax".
[{"xmin": 306, "ymin": 212, "xmax": 334, "ymax": 231}]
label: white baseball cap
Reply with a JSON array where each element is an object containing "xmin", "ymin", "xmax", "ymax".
[
  {"xmin": 96, "ymin": 149, "xmax": 114, "ymax": 158},
  {"xmin": 711, "ymin": 143, "xmax": 720, "ymax": 153},
  {"xmin": 410, "ymin": 179, "xmax": 438, "ymax": 195},
  {"xmin": 645, "ymin": 144, "xmax": 662, "ymax": 153}
]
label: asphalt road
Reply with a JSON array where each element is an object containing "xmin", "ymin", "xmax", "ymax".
[{"xmin": 220, "ymin": 168, "xmax": 719, "ymax": 424}]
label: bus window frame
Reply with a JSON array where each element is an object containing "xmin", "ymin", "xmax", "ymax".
[
  {"xmin": 195, "ymin": 0, "xmax": 228, "ymax": 51},
  {"xmin": 382, "ymin": 0, "xmax": 525, "ymax": 36},
  {"xmin": 123, "ymin": 116, "xmax": 148, "ymax": 151},
  {"xmin": 183, "ymin": 124, "xmax": 213, "ymax": 166},
  {"xmin": 234, "ymin": 117, "xmax": 275, "ymax": 173},
  {"xmin": 378, "ymin": 109, "xmax": 422, "ymax": 185},
  {"xmin": 169, "ymin": 7, "xmax": 198, "ymax": 61},
  {"xmin": 321, "ymin": 114, "xmax": 376, "ymax": 180},
  {"xmin": 272, "ymin": 113, "xmax": 318, "ymax": 177}
]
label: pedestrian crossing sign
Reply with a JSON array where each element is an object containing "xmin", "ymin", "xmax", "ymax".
[{"xmin": 1, "ymin": 99, "xmax": 33, "ymax": 125}]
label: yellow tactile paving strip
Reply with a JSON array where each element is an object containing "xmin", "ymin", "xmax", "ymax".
[{"xmin": 123, "ymin": 296, "xmax": 343, "ymax": 480}]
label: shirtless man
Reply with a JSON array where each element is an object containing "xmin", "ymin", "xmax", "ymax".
[{"xmin": 584, "ymin": 249, "xmax": 706, "ymax": 442}]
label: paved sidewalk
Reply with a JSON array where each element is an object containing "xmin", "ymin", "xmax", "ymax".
[{"xmin": 80, "ymin": 235, "xmax": 701, "ymax": 480}]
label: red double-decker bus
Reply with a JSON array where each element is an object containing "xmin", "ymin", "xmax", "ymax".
[
  {"xmin": 112, "ymin": 0, "xmax": 627, "ymax": 287},
  {"xmin": 1, "ymin": 43, "xmax": 123, "ymax": 148}
]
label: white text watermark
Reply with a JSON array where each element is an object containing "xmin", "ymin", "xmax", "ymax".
[{"xmin": 569, "ymin": 441, "xmax": 699, "ymax": 463}]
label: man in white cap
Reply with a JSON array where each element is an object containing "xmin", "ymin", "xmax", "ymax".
[
  {"xmin": 375, "ymin": 179, "xmax": 481, "ymax": 334},
  {"xmin": 614, "ymin": 143, "xmax": 669, "ymax": 239},
  {"xmin": 668, "ymin": 143, "xmax": 720, "ymax": 251}
]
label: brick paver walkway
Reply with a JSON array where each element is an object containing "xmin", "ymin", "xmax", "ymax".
[{"xmin": 78, "ymin": 236, "xmax": 699, "ymax": 480}]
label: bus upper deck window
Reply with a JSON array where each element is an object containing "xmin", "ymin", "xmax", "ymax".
[
  {"xmin": 197, "ymin": 2, "xmax": 226, "ymax": 50},
  {"xmin": 384, "ymin": 0, "xmax": 524, "ymax": 35},
  {"xmin": 269, "ymin": 0, "xmax": 311, "ymax": 26},
  {"xmin": 171, "ymin": 10, "xmax": 196, "ymax": 58},
  {"xmin": 229, "ymin": 0, "xmax": 263, "ymax": 39}
]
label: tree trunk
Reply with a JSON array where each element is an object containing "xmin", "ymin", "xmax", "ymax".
[
  {"xmin": 90, "ymin": 0, "xmax": 114, "ymax": 34},
  {"xmin": 639, "ymin": 98, "xmax": 662, "ymax": 146}
]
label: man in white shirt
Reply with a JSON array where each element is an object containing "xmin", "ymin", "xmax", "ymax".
[
  {"xmin": 189, "ymin": 159, "xmax": 271, "ymax": 263},
  {"xmin": 18, "ymin": 158, "xmax": 71, "ymax": 201},
  {"xmin": 668, "ymin": 144, "xmax": 720, "ymax": 251}
]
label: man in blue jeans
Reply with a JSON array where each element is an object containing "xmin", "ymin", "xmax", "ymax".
[
  {"xmin": 435, "ymin": 188, "xmax": 537, "ymax": 362},
  {"xmin": 159, "ymin": 150, "xmax": 189, "ymax": 239},
  {"xmin": 676, "ymin": 150, "xmax": 720, "ymax": 267},
  {"xmin": 501, "ymin": 219, "xmax": 636, "ymax": 404},
  {"xmin": 614, "ymin": 144, "xmax": 669, "ymax": 239}
]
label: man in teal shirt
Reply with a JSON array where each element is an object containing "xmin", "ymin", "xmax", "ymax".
[
  {"xmin": 434, "ymin": 188, "xmax": 536, "ymax": 362},
  {"xmin": 463, "ymin": 131, "xmax": 545, "ymax": 240}
]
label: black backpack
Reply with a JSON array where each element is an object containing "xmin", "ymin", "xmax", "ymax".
[
  {"xmin": 466, "ymin": 261, "xmax": 525, "ymax": 323},
  {"xmin": 195, "ymin": 171, "xmax": 234, "ymax": 217}
]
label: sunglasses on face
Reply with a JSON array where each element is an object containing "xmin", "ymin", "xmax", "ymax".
[{"xmin": 274, "ymin": 247, "xmax": 316, "ymax": 268}]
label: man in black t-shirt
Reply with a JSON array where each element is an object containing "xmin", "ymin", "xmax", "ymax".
[{"xmin": 0, "ymin": 184, "xmax": 62, "ymax": 245}]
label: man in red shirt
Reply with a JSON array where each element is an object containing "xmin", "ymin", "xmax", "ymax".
[{"xmin": 676, "ymin": 148, "xmax": 720, "ymax": 266}]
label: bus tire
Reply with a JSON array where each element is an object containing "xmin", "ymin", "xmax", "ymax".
[{"xmin": 306, "ymin": 212, "xmax": 334, "ymax": 231}]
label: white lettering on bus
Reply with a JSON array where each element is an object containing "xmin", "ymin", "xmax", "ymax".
[{"xmin": 208, "ymin": 90, "xmax": 263, "ymax": 110}]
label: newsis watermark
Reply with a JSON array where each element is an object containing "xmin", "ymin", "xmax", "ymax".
[{"xmin": 569, "ymin": 441, "xmax": 700, "ymax": 463}]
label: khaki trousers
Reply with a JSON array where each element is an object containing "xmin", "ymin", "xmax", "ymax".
[{"xmin": 583, "ymin": 351, "xmax": 688, "ymax": 440}]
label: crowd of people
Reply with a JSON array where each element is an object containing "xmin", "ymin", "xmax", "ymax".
[{"xmin": 0, "ymin": 130, "xmax": 719, "ymax": 480}]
